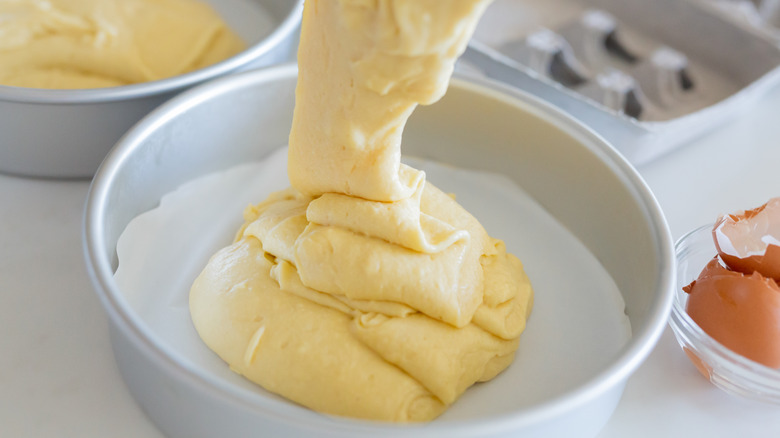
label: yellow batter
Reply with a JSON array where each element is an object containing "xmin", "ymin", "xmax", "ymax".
[
  {"xmin": 0, "ymin": 0, "xmax": 245, "ymax": 89},
  {"xmin": 190, "ymin": 0, "xmax": 534, "ymax": 422}
]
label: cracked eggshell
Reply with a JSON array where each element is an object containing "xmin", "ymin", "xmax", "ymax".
[
  {"xmin": 713, "ymin": 197, "xmax": 780, "ymax": 282},
  {"xmin": 684, "ymin": 257, "xmax": 780, "ymax": 369}
]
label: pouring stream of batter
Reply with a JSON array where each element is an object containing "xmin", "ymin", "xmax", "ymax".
[{"xmin": 190, "ymin": 0, "xmax": 533, "ymax": 421}]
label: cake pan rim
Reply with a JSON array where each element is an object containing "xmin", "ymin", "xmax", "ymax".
[{"xmin": 83, "ymin": 63, "xmax": 674, "ymax": 435}]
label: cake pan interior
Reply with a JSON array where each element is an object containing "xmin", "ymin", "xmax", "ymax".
[{"xmin": 85, "ymin": 65, "xmax": 673, "ymax": 438}]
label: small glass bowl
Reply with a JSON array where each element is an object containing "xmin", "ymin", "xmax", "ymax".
[{"xmin": 669, "ymin": 224, "xmax": 780, "ymax": 404}]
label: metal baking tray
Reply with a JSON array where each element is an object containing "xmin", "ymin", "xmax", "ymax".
[
  {"xmin": 462, "ymin": 0, "xmax": 780, "ymax": 165},
  {"xmin": 699, "ymin": 0, "xmax": 780, "ymax": 41}
]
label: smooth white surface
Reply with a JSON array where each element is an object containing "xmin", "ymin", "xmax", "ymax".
[{"xmin": 3, "ymin": 76, "xmax": 780, "ymax": 438}]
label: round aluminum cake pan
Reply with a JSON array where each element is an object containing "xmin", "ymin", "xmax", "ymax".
[
  {"xmin": 0, "ymin": 0, "xmax": 302, "ymax": 179},
  {"xmin": 84, "ymin": 64, "xmax": 674, "ymax": 438}
]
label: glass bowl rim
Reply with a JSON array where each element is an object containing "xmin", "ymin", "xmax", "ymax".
[{"xmin": 669, "ymin": 223, "xmax": 780, "ymax": 393}]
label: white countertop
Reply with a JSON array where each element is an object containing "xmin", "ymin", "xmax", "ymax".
[{"xmin": 3, "ymin": 80, "xmax": 780, "ymax": 438}]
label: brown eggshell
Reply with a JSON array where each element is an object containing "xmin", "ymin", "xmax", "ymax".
[
  {"xmin": 713, "ymin": 197, "xmax": 780, "ymax": 281},
  {"xmin": 718, "ymin": 245, "xmax": 780, "ymax": 283},
  {"xmin": 683, "ymin": 347, "xmax": 712, "ymax": 380},
  {"xmin": 684, "ymin": 257, "xmax": 780, "ymax": 369}
]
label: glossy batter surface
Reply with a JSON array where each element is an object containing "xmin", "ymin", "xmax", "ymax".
[{"xmin": 0, "ymin": 0, "xmax": 244, "ymax": 89}]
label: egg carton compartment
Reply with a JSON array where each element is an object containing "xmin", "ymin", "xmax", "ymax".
[
  {"xmin": 462, "ymin": 0, "xmax": 780, "ymax": 165},
  {"xmin": 497, "ymin": 18, "xmax": 707, "ymax": 122}
]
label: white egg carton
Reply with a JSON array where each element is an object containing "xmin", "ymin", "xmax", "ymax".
[{"xmin": 462, "ymin": 0, "xmax": 780, "ymax": 165}]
